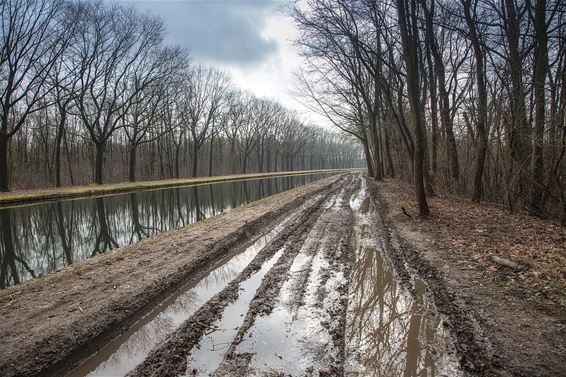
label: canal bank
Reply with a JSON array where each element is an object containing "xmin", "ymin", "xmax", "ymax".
[{"xmin": 0, "ymin": 169, "xmax": 359, "ymax": 207}]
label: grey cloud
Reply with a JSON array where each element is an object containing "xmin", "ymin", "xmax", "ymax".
[{"xmin": 125, "ymin": 1, "xmax": 283, "ymax": 64}]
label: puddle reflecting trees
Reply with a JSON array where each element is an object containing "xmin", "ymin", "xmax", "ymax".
[
  {"xmin": 346, "ymin": 194, "xmax": 461, "ymax": 377},
  {"xmin": 0, "ymin": 173, "xmax": 333, "ymax": 289}
]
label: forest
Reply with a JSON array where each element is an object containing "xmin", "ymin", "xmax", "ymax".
[
  {"xmin": 0, "ymin": 0, "xmax": 363, "ymax": 191},
  {"xmin": 291, "ymin": 0, "xmax": 565, "ymax": 222}
]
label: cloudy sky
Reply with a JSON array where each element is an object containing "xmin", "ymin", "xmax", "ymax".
[{"xmin": 116, "ymin": 0, "xmax": 325, "ymax": 126}]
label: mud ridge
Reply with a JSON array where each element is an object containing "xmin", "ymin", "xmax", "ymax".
[
  {"xmin": 0, "ymin": 176, "xmax": 345, "ymax": 377},
  {"xmin": 126, "ymin": 177, "xmax": 349, "ymax": 377},
  {"xmin": 366, "ymin": 176, "xmax": 500, "ymax": 376}
]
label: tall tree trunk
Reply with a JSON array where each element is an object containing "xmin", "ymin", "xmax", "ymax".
[
  {"xmin": 208, "ymin": 133, "xmax": 214, "ymax": 177},
  {"xmin": 192, "ymin": 141, "xmax": 198, "ymax": 178},
  {"xmin": 462, "ymin": 0, "xmax": 488, "ymax": 203},
  {"xmin": 384, "ymin": 126, "xmax": 395, "ymax": 177},
  {"xmin": 369, "ymin": 116, "xmax": 383, "ymax": 180},
  {"xmin": 530, "ymin": 0, "xmax": 548, "ymax": 211},
  {"xmin": 128, "ymin": 145, "xmax": 137, "ymax": 182},
  {"xmin": 259, "ymin": 138, "xmax": 264, "ymax": 172},
  {"xmin": 230, "ymin": 140, "xmax": 237, "ymax": 174},
  {"xmin": 94, "ymin": 142, "xmax": 105, "ymax": 184},
  {"xmin": 504, "ymin": 0, "xmax": 530, "ymax": 200},
  {"xmin": 362, "ymin": 135, "xmax": 374, "ymax": 178},
  {"xmin": 397, "ymin": 0, "xmax": 430, "ymax": 217},
  {"xmin": 63, "ymin": 130, "xmax": 74, "ymax": 185},
  {"xmin": 54, "ymin": 110, "xmax": 66, "ymax": 188},
  {"xmin": 426, "ymin": 48, "xmax": 439, "ymax": 180},
  {"xmin": 0, "ymin": 133, "xmax": 10, "ymax": 192},
  {"xmin": 174, "ymin": 144, "xmax": 181, "ymax": 179},
  {"xmin": 422, "ymin": 0, "xmax": 459, "ymax": 182}
]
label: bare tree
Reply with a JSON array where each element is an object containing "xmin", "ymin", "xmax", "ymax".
[
  {"xmin": 123, "ymin": 47, "xmax": 187, "ymax": 182},
  {"xmin": 181, "ymin": 64, "xmax": 229, "ymax": 177},
  {"xmin": 396, "ymin": 0, "xmax": 430, "ymax": 217},
  {"xmin": 72, "ymin": 1, "xmax": 165, "ymax": 184},
  {"xmin": 0, "ymin": 0, "xmax": 69, "ymax": 191}
]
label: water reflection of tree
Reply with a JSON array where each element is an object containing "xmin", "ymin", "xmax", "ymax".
[
  {"xmin": 209, "ymin": 184, "xmax": 216, "ymax": 216},
  {"xmin": 242, "ymin": 180, "xmax": 250, "ymax": 202},
  {"xmin": 55, "ymin": 201, "xmax": 74, "ymax": 265},
  {"xmin": 346, "ymin": 245, "xmax": 451, "ymax": 376},
  {"xmin": 0, "ymin": 209, "xmax": 20, "ymax": 287},
  {"xmin": 92, "ymin": 197, "xmax": 118, "ymax": 255},
  {"xmin": 129, "ymin": 193, "xmax": 149, "ymax": 243},
  {"xmin": 174, "ymin": 188, "xmax": 185, "ymax": 227},
  {"xmin": 192, "ymin": 186, "xmax": 205, "ymax": 222}
]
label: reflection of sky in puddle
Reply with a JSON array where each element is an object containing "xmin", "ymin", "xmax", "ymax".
[
  {"xmin": 345, "ymin": 182, "xmax": 462, "ymax": 377},
  {"xmin": 77, "ymin": 219, "xmax": 291, "ymax": 377},
  {"xmin": 183, "ymin": 249, "xmax": 285, "ymax": 377}
]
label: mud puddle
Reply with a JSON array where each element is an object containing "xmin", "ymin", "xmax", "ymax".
[
  {"xmin": 215, "ymin": 182, "xmax": 354, "ymax": 375},
  {"xmin": 184, "ymin": 249, "xmax": 285, "ymax": 376},
  {"xmin": 70, "ymin": 201, "xmax": 310, "ymax": 377},
  {"xmin": 345, "ymin": 180, "xmax": 463, "ymax": 376},
  {"xmin": 232, "ymin": 231, "xmax": 349, "ymax": 375}
]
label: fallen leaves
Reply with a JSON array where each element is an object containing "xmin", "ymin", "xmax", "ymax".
[{"xmin": 380, "ymin": 179, "xmax": 566, "ymax": 313}]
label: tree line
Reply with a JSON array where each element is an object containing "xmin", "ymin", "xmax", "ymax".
[
  {"xmin": 292, "ymin": 0, "xmax": 565, "ymax": 222},
  {"xmin": 0, "ymin": 0, "xmax": 363, "ymax": 191}
]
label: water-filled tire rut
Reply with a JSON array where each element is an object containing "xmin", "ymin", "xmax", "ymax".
[{"xmin": 127, "ymin": 175, "xmax": 358, "ymax": 377}]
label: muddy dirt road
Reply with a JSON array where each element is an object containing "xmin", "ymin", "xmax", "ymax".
[
  {"xmin": 79, "ymin": 174, "xmax": 460, "ymax": 377},
  {"xmin": 1, "ymin": 173, "xmax": 464, "ymax": 376}
]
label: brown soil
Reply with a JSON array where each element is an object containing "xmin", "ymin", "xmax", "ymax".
[
  {"xmin": 375, "ymin": 178, "xmax": 566, "ymax": 376},
  {"xmin": 0, "ymin": 174, "xmax": 343, "ymax": 377}
]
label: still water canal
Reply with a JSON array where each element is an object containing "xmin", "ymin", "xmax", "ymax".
[{"xmin": 0, "ymin": 173, "xmax": 337, "ymax": 289}]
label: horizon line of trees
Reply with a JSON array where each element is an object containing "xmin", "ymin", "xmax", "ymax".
[
  {"xmin": 0, "ymin": 0, "xmax": 364, "ymax": 191},
  {"xmin": 292, "ymin": 0, "xmax": 565, "ymax": 223}
]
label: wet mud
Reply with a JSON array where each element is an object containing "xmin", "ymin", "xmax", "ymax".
[
  {"xmin": 345, "ymin": 179, "xmax": 461, "ymax": 376},
  {"xmin": 127, "ymin": 180, "xmax": 348, "ymax": 377},
  {"xmin": 105, "ymin": 174, "xmax": 463, "ymax": 377}
]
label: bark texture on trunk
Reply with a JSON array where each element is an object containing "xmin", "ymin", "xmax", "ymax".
[{"xmin": 396, "ymin": 0, "xmax": 430, "ymax": 217}]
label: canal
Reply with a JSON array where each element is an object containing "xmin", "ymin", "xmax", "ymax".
[{"xmin": 0, "ymin": 172, "xmax": 338, "ymax": 289}]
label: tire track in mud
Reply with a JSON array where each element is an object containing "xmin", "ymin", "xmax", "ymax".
[
  {"xmin": 213, "ymin": 180, "xmax": 358, "ymax": 376},
  {"xmin": 1, "ymin": 175, "xmax": 345, "ymax": 377},
  {"xmin": 127, "ymin": 175, "xmax": 355, "ymax": 377}
]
